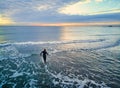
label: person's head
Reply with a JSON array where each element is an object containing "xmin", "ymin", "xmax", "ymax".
[{"xmin": 44, "ymin": 49, "xmax": 46, "ymax": 51}]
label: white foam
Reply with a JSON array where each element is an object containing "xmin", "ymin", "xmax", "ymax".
[
  {"xmin": 0, "ymin": 39, "xmax": 105, "ymax": 46},
  {"xmin": 10, "ymin": 71, "xmax": 23, "ymax": 78},
  {"xmin": 44, "ymin": 65, "xmax": 110, "ymax": 88},
  {"xmin": 29, "ymin": 79, "xmax": 37, "ymax": 88},
  {"xmin": 4, "ymin": 38, "xmax": 120, "ymax": 51},
  {"xmin": 10, "ymin": 71, "xmax": 30, "ymax": 78},
  {"xmin": 0, "ymin": 45, "xmax": 31, "ymax": 61}
]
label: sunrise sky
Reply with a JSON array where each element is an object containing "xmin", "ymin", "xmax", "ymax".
[{"xmin": 0, "ymin": 0, "xmax": 120, "ymax": 25}]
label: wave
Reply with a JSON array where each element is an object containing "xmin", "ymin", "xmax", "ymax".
[
  {"xmin": 0, "ymin": 38, "xmax": 120, "ymax": 57},
  {"xmin": 0, "ymin": 45, "xmax": 31, "ymax": 61},
  {"xmin": 0, "ymin": 38, "xmax": 120, "ymax": 61},
  {"xmin": 0, "ymin": 39, "xmax": 105, "ymax": 46},
  {"xmin": 89, "ymin": 39, "xmax": 120, "ymax": 50}
]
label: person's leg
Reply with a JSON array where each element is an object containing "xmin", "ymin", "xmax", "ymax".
[{"xmin": 43, "ymin": 56, "xmax": 46, "ymax": 64}]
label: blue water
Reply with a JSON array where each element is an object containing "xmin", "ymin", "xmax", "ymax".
[{"xmin": 0, "ymin": 26, "xmax": 120, "ymax": 88}]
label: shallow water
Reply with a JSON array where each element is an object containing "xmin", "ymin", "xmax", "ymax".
[{"xmin": 0, "ymin": 26, "xmax": 120, "ymax": 88}]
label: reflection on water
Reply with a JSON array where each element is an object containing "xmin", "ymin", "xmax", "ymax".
[
  {"xmin": 0, "ymin": 26, "xmax": 61, "ymax": 42},
  {"xmin": 0, "ymin": 27, "xmax": 6, "ymax": 43},
  {"xmin": 60, "ymin": 26, "xmax": 120, "ymax": 41},
  {"xmin": 0, "ymin": 36, "xmax": 5, "ymax": 43},
  {"xmin": 0, "ymin": 26, "xmax": 120, "ymax": 43},
  {"xmin": 60, "ymin": 27, "xmax": 84, "ymax": 41},
  {"xmin": 60, "ymin": 26, "xmax": 100, "ymax": 41}
]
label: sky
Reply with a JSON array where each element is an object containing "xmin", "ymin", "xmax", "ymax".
[{"xmin": 0, "ymin": 0, "xmax": 120, "ymax": 25}]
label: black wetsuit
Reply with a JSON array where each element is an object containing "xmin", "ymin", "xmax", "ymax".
[{"xmin": 40, "ymin": 50, "xmax": 48, "ymax": 63}]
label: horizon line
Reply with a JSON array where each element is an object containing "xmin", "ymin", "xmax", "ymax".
[{"xmin": 0, "ymin": 22, "xmax": 120, "ymax": 26}]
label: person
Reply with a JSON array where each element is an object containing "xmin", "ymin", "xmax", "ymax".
[{"xmin": 40, "ymin": 49, "xmax": 48, "ymax": 64}]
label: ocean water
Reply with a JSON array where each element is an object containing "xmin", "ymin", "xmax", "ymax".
[{"xmin": 0, "ymin": 26, "xmax": 120, "ymax": 88}]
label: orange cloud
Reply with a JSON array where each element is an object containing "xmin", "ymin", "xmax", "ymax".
[{"xmin": 31, "ymin": 22, "xmax": 120, "ymax": 26}]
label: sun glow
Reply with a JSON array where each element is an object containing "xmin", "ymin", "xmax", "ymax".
[
  {"xmin": 31, "ymin": 22, "xmax": 120, "ymax": 26},
  {"xmin": 0, "ymin": 15, "xmax": 14, "ymax": 25}
]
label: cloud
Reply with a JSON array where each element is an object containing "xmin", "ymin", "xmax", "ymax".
[
  {"xmin": 88, "ymin": 9, "xmax": 120, "ymax": 15},
  {"xmin": 58, "ymin": 0, "xmax": 91, "ymax": 15},
  {"xmin": 95, "ymin": 0, "xmax": 103, "ymax": 2},
  {"xmin": 35, "ymin": 5, "xmax": 52, "ymax": 11},
  {"xmin": 0, "ymin": 0, "xmax": 78, "ymax": 22},
  {"xmin": 0, "ymin": 0, "xmax": 120, "ymax": 24},
  {"xmin": 58, "ymin": 0, "xmax": 120, "ymax": 15}
]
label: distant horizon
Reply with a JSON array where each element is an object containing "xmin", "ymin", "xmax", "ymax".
[{"xmin": 0, "ymin": 22, "xmax": 120, "ymax": 27}]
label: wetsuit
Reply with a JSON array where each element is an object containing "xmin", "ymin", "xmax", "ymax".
[{"xmin": 40, "ymin": 50, "xmax": 48, "ymax": 63}]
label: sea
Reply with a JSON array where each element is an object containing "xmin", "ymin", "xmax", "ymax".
[{"xmin": 0, "ymin": 26, "xmax": 120, "ymax": 88}]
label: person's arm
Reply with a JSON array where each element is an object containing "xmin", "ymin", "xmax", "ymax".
[{"xmin": 46, "ymin": 52, "xmax": 49, "ymax": 55}]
